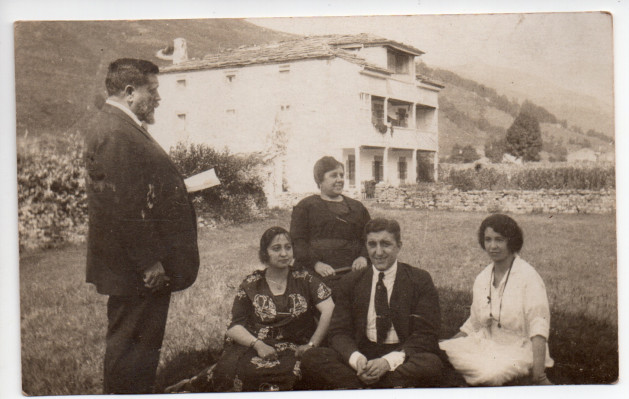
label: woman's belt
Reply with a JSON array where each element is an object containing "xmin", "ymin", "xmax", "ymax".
[{"xmin": 310, "ymin": 238, "xmax": 354, "ymax": 249}]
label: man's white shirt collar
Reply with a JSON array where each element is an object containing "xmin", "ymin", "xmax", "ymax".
[
  {"xmin": 105, "ymin": 98, "xmax": 143, "ymax": 128},
  {"xmin": 372, "ymin": 260, "xmax": 398, "ymax": 278}
]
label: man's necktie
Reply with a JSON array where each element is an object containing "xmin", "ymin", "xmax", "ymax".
[{"xmin": 375, "ymin": 271, "xmax": 392, "ymax": 344}]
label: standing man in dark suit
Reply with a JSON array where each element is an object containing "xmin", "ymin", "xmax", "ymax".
[
  {"xmin": 301, "ymin": 218, "xmax": 443, "ymax": 389},
  {"xmin": 83, "ymin": 58, "xmax": 199, "ymax": 394}
]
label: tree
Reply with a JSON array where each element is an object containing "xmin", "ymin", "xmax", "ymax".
[
  {"xmin": 506, "ymin": 111, "xmax": 543, "ymax": 161},
  {"xmin": 450, "ymin": 144, "xmax": 480, "ymax": 163},
  {"xmin": 460, "ymin": 145, "xmax": 481, "ymax": 163},
  {"xmin": 485, "ymin": 138, "xmax": 507, "ymax": 163},
  {"xmin": 449, "ymin": 144, "xmax": 463, "ymax": 163}
]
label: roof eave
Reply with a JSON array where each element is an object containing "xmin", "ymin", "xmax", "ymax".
[{"xmin": 160, "ymin": 54, "xmax": 336, "ymax": 73}]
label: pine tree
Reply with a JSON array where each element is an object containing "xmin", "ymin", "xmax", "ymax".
[{"xmin": 506, "ymin": 111, "xmax": 543, "ymax": 161}]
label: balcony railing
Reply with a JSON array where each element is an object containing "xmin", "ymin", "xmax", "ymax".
[{"xmin": 360, "ymin": 122, "xmax": 437, "ymax": 151}]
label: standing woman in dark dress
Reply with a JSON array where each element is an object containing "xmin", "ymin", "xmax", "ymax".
[{"xmin": 290, "ymin": 156, "xmax": 371, "ymax": 291}]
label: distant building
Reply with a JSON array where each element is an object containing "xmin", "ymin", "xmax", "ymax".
[
  {"xmin": 598, "ymin": 151, "xmax": 615, "ymax": 163},
  {"xmin": 567, "ymin": 148, "xmax": 597, "ymax": 163},
  {"xmin": 150, "ymin": 34, "xmax": 443, "ymax": 202},
  {"xmin": 502, "ymin": 153, "xmax": 523, "ymax": 165}
]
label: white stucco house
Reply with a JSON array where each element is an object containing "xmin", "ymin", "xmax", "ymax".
[{"xmin": 150, "ymin": 34, "xmax": 443, "ymax": 202}]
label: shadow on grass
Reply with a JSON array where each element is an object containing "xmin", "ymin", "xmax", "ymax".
[
  {"xmin": 156, "ymin": 287, "xmax": 618, "ymax": 391},
  {"xmin": 438, "ymin": 287, "xmax": 618, "ymax": 386},
  {"xmin": 156, "ymin": 348, "xmax": 220, "ymax": 392}
]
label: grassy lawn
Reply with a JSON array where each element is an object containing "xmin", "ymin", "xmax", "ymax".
[{"xmin": 19, "ymin": 209, "xmax": 618, "ymax": 395}]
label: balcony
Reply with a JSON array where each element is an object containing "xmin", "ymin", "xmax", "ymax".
[{"xmin": 358, "ymin": 121, "xmax": 437, "ymax": 151}]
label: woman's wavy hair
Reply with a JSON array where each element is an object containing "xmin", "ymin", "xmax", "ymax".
[
  {"xmin": 259, "ymin": 226, "xmax": 292, "ymax": 264},
  {"xmin": 478, "ymin": 213, "xmax": 523, "ymax": 253},
  {"xmin": 313, "ymin": 156, "xmax": 344, "ymax": 187}
]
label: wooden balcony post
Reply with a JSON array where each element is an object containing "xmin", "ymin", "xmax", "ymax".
[
  {"xmin": 383, "ymin": 147, "xmax": 389, "ymax": 184},
  {"xmin": 411, "ymin": 149, "xmax": 418, "ymax": 184},
  {"xmin": 355, "ymin": 146, "xmax": 362, "ymax": 193}
]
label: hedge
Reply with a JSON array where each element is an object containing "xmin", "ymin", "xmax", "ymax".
[
  {"xmin": 169, "ymin": 142, "xmax": 267, "ymax": 223},
  {"xmin": 17, "ymin": 133, "xmax": 88, "ymax": 250},
  {"xmin": 17, "ymin": 136, "xmax": 268, "ymax": 251},
  {"xmin": 445, "ymin": 165, "xmax": 615, "ymax": 191}
]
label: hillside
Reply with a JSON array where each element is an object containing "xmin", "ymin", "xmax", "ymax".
[
  {"xmin": 419, "ymin": 64, "xmax": 615, "ymax": 161},
  {"xmin": 14, "ymin": 19, "xmax": 296, "ymax": 135},
  {"xmin": 14, "ymin": 19, "xmax": 614, "ymax": 162},
  {"xmin": 446, "ymin": 61, "xmax": 615, "ymax": 138}
]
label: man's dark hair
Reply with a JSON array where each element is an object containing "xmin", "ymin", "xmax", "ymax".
[
  {"xmin": 364, "ymin": 218, "xmax": 402, "ymax": 245},
  {"xmin": 105, "ymin": 58, "xmax": 159, "ymax": 96}
]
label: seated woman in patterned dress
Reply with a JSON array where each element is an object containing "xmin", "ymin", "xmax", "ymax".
[
  {"xmin": 439, "ymin": 214, "xmax": 553, "ymax": 386},
  {"xmin": 166, "ymin": 226, "xmax": 334, "ymax": 392}
]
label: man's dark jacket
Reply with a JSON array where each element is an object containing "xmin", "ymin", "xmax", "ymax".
[
  {"xmin": 83, "ymin": 104, "xmax": 199, "ymax": 296},
  {"xmin": 329, "ymin": 262, "xmax": 441, "ymax": 362}
]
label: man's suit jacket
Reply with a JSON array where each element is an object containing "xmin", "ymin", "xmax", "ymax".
[
  {"xmin": 328, "ymin": 262, "xmax": 441, "ymax": 362},
  {"xmin": 83, "ymin": 104, "xmax": 199, "ymax": 296}
]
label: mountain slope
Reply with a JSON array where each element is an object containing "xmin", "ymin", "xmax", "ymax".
[
  {"xmin": 14, "ymin": 19, "xmax": 296, "ymax": 135},
  {"xmin": 14, "ymin": 19, "xmax": 614, "ymax": 161},
  {"xmin": 446, "ymin": 61, "xmax": 614, "ymax": 138}
]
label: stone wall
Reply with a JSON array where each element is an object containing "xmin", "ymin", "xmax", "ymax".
[
  {"xmin": 271, "ymin": 185, "xmax": 615, "ymax": 214},
  {"xmin": 374, "ymin": 185, "xmax": 615, "ymax": 214}
]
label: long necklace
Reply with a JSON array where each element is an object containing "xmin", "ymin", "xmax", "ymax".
[
  {"xmin": 265, "ymin": 273, "xmax": 287, "ymax": 293},
  {"xmin": 487, "ymin": 257, "xmax": 515, "ymax": 328}
]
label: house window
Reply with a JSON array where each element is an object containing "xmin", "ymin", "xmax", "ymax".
[
  {"xmin": 347, "ymin": 155, "xmax": 356, "ymax": 187},
  {"xmin": 398, "ymin": 157, "xmax": 407, "ymax": 182},
  {"xmin": 279, "ymin": 64, "xmax": 290, "ymax": 73},
  {"xmin": 371, "ymin": 97, "xmax": 385, "ymax": 126},
  {"xmin": 373, "ymin": 156, "xmax": 383, "ymax": 182},
  {"xmin": 226, "ymin": 109, "xmax": 236, "ymax": 114},
  {"xmin": 176, "ymin": 79, "xmax": 186, "ymax": 88},
  {"xmin": 416, "ymin": 106, "xmax": 436, "ymax": 131},
  {"xmin": 280, "ymin": 104, "xmax": 291, "ymax": 111},
  {"xmin": 176, "ymin": 113, "xmax": 186, "ymax": 131},
  {"xmin": 387, "ymin": 100, "xmax": 411, "ymax": 128},
  {"xmin": 225, "ymin": 70, "xmax": 237, "ymax": 83},
  {"xmin": 387, "ymin": 50, "xmax": 410, "ymax": 74},
  {"xmin": 359, "ymin": 92, "xmax": 370, "ymax": 103}
]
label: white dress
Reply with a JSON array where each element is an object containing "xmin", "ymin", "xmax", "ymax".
[{"xmin": 439, "ymin": 256, "xmax": 553, "ymax": 386}]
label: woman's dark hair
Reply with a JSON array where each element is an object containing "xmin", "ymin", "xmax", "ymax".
[
  {"xmin": 105, "ymin": 58, "xmax": 159, "ymax": 96},
  {"xmin": 313, "ymin": 156, "xmax": 344, "ymax": 187},
  {"xmin": 259, "ymin": 226, "xmax": 291, "ymax": 264},
  {"xmin": 478, "ymin": 214, "xmax": 523, "ymax": 253},
  {"xmin": 364, "ymin": 218, "xmax": 402, "ymax": 245}
]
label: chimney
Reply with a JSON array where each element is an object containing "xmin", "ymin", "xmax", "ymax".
[{"xmin": 173, "ymin": 38, "xmax": 188, "ymax": 64}]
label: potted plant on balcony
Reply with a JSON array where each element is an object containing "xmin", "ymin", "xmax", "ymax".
[{"xmin": 374, "ymin": 121, "xmax": 388, "ymax": 135}]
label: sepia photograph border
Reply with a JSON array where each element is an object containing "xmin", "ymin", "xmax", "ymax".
[{"xmin": 2, "ymin": 1, "xmax": 627, "ymax": 399}]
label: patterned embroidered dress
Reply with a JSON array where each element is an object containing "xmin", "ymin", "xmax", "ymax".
[{"xmin": 188, "ymin": 268, "xmax": 331, "ymax": 392}]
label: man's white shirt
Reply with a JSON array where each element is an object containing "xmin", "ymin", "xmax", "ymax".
[{"xmin": 348, "ymin": 261, "xmax": 406, "ymax": 371}]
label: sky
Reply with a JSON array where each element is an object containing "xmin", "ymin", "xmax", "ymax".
[
  {"xmin": 249, "ymin": 13, "xmax": 614, "ymax": 106},
  {"xmin": 1, "ymin": 2, "xmax": 628, "ymax": 399}
]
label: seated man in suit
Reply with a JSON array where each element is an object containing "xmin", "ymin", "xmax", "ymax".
[{"xmin": 301, "ymin": 217, "xmax": 443, "ymax": 389}]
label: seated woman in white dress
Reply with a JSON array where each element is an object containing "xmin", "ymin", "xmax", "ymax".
[{"xmin": 439, "ymin": 214, "xmax": 553, "ymax": 386}]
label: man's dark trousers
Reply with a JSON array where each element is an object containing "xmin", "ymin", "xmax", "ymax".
[
  {"xmin": 301, "ymin": 340, "xmax": 443, "ymax": 389},
  {"xmin": 103, "ymin": 292, "xmax": 171, "ymax": 394}
]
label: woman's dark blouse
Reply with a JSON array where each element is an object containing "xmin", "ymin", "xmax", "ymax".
[
  {"xmin": 289, "ymin": 194, "xmax": 371, "ymax": 272},
  {"xmin": 230, "ymin": 268, "xmax": 332, "ymax": 344}
]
